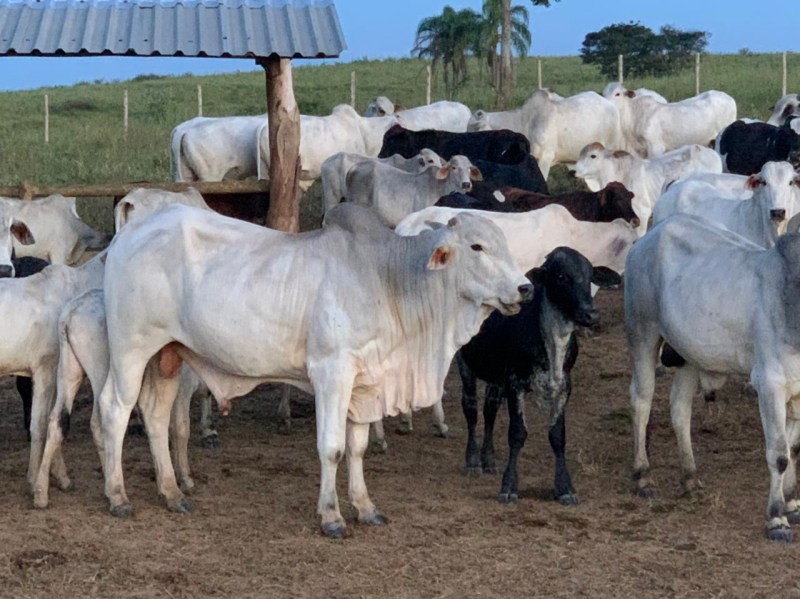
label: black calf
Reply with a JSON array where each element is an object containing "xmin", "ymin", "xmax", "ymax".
[{"xmin": 458, "ymin": 247, "xmax": 620, "ymax": 504}]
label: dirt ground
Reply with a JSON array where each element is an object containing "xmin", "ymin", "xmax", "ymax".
[{"xmin": 1, "ymin": 286, "xmax": 800, "ymax": 598}]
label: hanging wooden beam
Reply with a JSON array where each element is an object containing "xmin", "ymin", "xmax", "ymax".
[{"xmin": 259, "ymin": 56, "xmax": 301, "ymax": 233}]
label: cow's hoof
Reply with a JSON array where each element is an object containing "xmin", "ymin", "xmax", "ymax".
[
  {"xmin": 277, "ymin": 420, "xmax": 292, "ymax": 435},
  {"xmin": 320, "ymin": 521, "xmax": 351, "ymax": 539},
  {"xmin": 57, "ymin": 479, "xmax": 74, "ymax": 492},
  {"xmin": 370, "ymin": 440, "xmax": 388, "ymax": 454},
  {"xmin": 482, "ymin": 465, "xmax": 498, "ymax": 475},
  {"xmin": 636, "ymin": 486, "xmax": 655, "ymax": 499},
  {"xmin": 168, "ymin": 497, "xmax": 193, "ymax": 514},
  {"xmin": 31, "ymin": 494, "xmax": 48, "ymax": 510},
  {"xmin": 786, "ymin": 510, "xmax": 800, "ymax": 525},
  {"xmin": 395, "ymin": 423, "xmax": 412, "ymax": 436},
  {"xmin": 434, "ymin": 424, "xmax": 450, "ymax": 438},
  {"xmin": 359, "ymin": 511, "xmax": 388, "ymax": 526},
  {"xmin": 201, "ymin": 434, "xmax": 219, "ymax": 450},
  {"xmin": 110, "ymin": 503, "xmax": 133, "ymax": 518},
  {"xmin": 464, "ymin": 465, "xmax": 482, "ymax": 476},
  {"xmin": 498, "ymin": 492, "xmax": 518, "ymax": 504},
  {"xmin": 767, "ymin": 525, "xmax": 793, "ymax": 543},
  {"xmin": 557, "ymin": 492, "xmax": 580, "ymax": 506}
]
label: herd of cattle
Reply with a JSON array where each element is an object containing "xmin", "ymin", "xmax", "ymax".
[{"xmin": 2, "ymin": 84, "xmax": 800, "ymax": 543}]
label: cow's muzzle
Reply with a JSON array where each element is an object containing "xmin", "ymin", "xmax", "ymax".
[
  {"xmin": 0, "ymin": 264, "xmax": 13, "ymax": 278},
  {"xmin": 771, "ymin": 209, "xmax": 787, "ymax": 222},
  {"xmin": 461, "ymin": 182, "xmax": 472, "ymax": 192},
  {"xmin": 576, "ymin": 307, "xmax": 599, "ymax": 327}
]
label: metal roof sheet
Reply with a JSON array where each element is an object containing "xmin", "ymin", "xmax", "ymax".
[{"xmin": 0, "ymin": 0, "xmax": 345, "ymax": 59}]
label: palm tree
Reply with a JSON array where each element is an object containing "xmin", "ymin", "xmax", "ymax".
[
  {"xmin": 412, "ymin": 6, "xmax": 483, "ymax": 98},
  {"xmin": 479, "ymin": 0, "xmax": 532, "ymax": 93}
]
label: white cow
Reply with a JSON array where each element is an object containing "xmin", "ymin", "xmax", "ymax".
[
  {"xmin": 625, "ymin": 214, "xmax": 800, "ymax": 542},
  {"xmin": 653, "ymin": 162, "xmax": 800, "ymax": 247},
  {"xmin": 95, "ymin": 203, "xmax": 531, "ymax": 538},
  {"xmin": 602, "ymin": 82, "xmax": 668, "ymax": 104},
  {"xmin": 1, "ymin": 195, "xmax": 108, "ymax": 265},
  {"xmin": 364, "ymin": 97, "xmax": 472, "ymax": 132},
  {"xmin": 170, "ymin": 115, "xmax": 266, "ymax": 182},
  {"xmin": 345, "ymin": 155, "xmax": 482, "ymax": 227},
  {"xmin": 663, "ymin": 171, "xmax": 750, "ymax": 198},
  {"xmin": 321, "ymin": 149, "xmax": 444, "ymax": 214},
  {"xmin": 467, "ymin": 89, "xmax": 623, "ymax": 180},
  {"xmin": 768, "ymin": 94, "xmax": 800, "ymax": 126},
  {"xmin": 256, "ymin": 104, "xmax": 398, "ymax": 188},
  {"xmin": 114, "ymin": 187, "xmax": 212, "ymax": 232},
  {"xmin": 572, "ymin": 142, "xmax": 723, "ymax": 236},
  {"xmin": 605, "ymin": 86, "xmax": 737, "ymax": 157}
]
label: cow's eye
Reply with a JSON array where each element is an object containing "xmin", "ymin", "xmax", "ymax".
[
  {"xmin": 471, "ymin": 244, "xmax": 483, "ymax": 252},
  {"xmin": 590, "ymin": 154, "xmax": 597, "ymax": 159}
]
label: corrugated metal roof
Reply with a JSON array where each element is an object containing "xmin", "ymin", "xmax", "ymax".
[{"xmin": 0, "ymin": 0, "xmax": 346, "ymax": 59}]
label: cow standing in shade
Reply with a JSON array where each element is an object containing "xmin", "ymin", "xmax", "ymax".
[{"xmin": 459, "ymin": 248, "xmax": 621, "ymax": 504}]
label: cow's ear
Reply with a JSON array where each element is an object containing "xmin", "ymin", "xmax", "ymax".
[
  {"xmin": 746, "ymin": 175, "xmax": 762, "ymax": 189},
  {"xmin": 436, "ymin": 166, "xmax": 449, "ymax": 180},
  {"xmin": 784, "ymin": 104, "xmax": 796, "ymax": 118},
  {"xmin": 598, "ymin": 189, "xmax": 609, "ymax": 206},
  {"xmin": 427, "ymin": 245, "xmax": 453, "ymax": 270},
  {"xmin": 394, "ymin": 103, "xmax": 402, "ymax": 112},
  {"xmin": 11, "ymin": 220, "xmax": 35, "ymax": 246},
  {"xmin": 625, "ymin": 90, "xmax": 635, "ymax": 98},
  {"xmin": 469, "ymin": 166, "xmax": 483, "ymax": 181},
  {"xmin": 526, "ymin": 267, "xmax": 544, "ymax": 285},
  {"xmin": 592, "ymin": 266, "xmax": 622, "ymax": 289}
]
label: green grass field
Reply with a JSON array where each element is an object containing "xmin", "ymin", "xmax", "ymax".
[{"xmin": 0, "ymin": 52, "xmax": 797, "ymax": 233}]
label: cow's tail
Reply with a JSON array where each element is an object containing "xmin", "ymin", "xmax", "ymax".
[{"xmin": 170, "ymin": 127, "xmax": 188, "ymax": 182}]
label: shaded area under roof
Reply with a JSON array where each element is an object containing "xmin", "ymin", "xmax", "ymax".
[{"xmin": 0, "ymin": 0, "xmax": 346, "ymax": 59}]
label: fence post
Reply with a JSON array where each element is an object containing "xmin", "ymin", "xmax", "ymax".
[
  {"xmin": 197, "ymin": 85, "xmax": 203, "ymax": 117},
  {"xmin": 618, "ymin": 54, "xmax": 623, "ymax": 84},
  {"xmin": 695, "ymin": 53, "xmax": 700, "ymax": 95},
  {"xmin": 44, "ymin": 94, "xmax": 49, "ymax": 144},
  {"xmin": 426, "ymin": 64, "xmax": 432, "ymax": 105},
  {"xmin": 537, "ymin": 59, "xmax": 542, "ymax": 89},
  {"xmin": 350, "ymin": 71, "xmax": 356, "ymax": 108},
  {"xmin": 783, "ymin": 52, "xmax": 788, "ymax": 97},
  {"xmin": 123, "ymin": 89, "xmax": 129, "ymax": 136}
]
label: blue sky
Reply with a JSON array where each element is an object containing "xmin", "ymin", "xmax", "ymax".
[{"xmin": 0, "ymin": 0, "xmax": 793, "ymax": 92}]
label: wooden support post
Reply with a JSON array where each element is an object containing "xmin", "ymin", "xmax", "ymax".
[
  {"xmin": 537, "ymin": 59, "xmax": 542, "ymax": 90},
  {"xmin": 426, "ymin": 65, "xmax": 432, "ymax": 105},
  {"xmin": 44, "ymin": 94, "xmax": 49, "ymax": 144},
  {"xmin": 350, "ymin": 71, "xmax": 356, "ymax": 108},
  {"xmin": 783, "ymin": 52, "xmax": 788, "ymax": 97},
  {"xmin": 259, "ymin": 57, "xmax": 300, "ymax": 233},
  {"xmin": 123, "ymin": 89, "xmax": 129, "ymax": 136},
  {"xmin": 198, "ymin": 84, "xmax": 203, "ymax": 117},
  {"xmin": 695, "ymin": 53, "xmax": 700, "ymax": 95},
  {"xmin": 618, "ymin": 55, "xmax": 623, "ymax": 84}
]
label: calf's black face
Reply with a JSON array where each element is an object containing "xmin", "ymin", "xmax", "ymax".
[
  {"xmin": 528, "ymin": 247, "xmax": 621, "ymax": 327},
  {"xmin": 601, "ymin": 183, "xmax": 639, "ymax": 227}
]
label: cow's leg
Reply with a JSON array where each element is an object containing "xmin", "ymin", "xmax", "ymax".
[
  {"xmin": 458, "ymin": 353, "xmax": 481, "ymax": 475},
  {"xmin": 369, "ymin": 420, "xmax": 388, "ymax": 454},
  {"xmin": 756, "ymin": 382, "xmax": 791, "ymax": 542},
  {"xmin": 16, "ymin": 376, "xmax": 32, "ymax": 441},
  {"xmin": 481, "ymin": 384, "xmax": 502, "ymax": 474},
  {"xmin": 32, "ymin": 347, "xmax": 84, "ymax": 508},
  {"xmin": 782, "ymin": 403, "xmax": 800, "ymax": 524},
  {"xmin": 431, "ymin": 399, "xmax": 449, "ymax": 438},
  {"xmin": 138, "ymin": 359, "xmax": 190, "ymax": 513},
  {"xmin": 27, "ymin": 370, "xmax": 56, "ymax": 488},
  {"xmin": 199, "ymin": 390, "xmax": 218, "ymax": 449},
  {"xmin": 629, "ymin": 330, "xmax": 661, "ymax": 498},
  {"xmin": 347, "ymin": 419, "xmax": 386, "ymax": 526},
  {"xmin": 310, "ymin": 362, "xmax": 355, "ymax": 538},
  {"xmin": 550, "ymin": 406, "xmax": 577, "ymax": 505},
  {"xmin": 276, "ymin": 385, "xmax": 292, "ymax": 434},
  {"xmin": 397, "ymin": 410, "xmax": 413, "ymax": 435},
  {"xmin": 670, "ymin": 366, "xmax": 701, "ymax": 495},
  {"xmin": 499, "ymin": 385, "xmax": 527, "ymax": 504},
  {"xmin": 99, "ymin": 359, "xmax": 149, "ymax": 518},
  {"xmin": 169, "ymin": 371, "xmax": 195, "ymax": 494}
]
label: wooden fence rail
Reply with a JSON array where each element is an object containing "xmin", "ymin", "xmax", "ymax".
[{"xmin": 0, "ymin": 180, "xmax": 270, "ymax": 201}]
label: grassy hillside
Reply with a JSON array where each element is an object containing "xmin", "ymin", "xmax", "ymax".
[{"xmin": 0, "ymin": 52, "xmax": 797, "ymax": 232}]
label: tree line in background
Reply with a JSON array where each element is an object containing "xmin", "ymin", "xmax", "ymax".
[{"xmin": 413, "ymin": 2, "xmax": 709, "ymax": 106}]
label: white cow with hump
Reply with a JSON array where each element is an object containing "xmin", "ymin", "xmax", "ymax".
[
  {"xmin": 604, "ymin": 85, "xmax": 737, "ymax": 157},
  {"xmin": 768, "ymin": 94, "xmax": 800, "ymax": 126},
  {"xmin": 170, "ymin": 114, "xmax": 265, "ymax": 182},
  {"xmin": 467, "ymin": 89, "xmax": 623, "ymax": 180},
  {"xmin": 94, "ymin": 203, "xmax": 531, "ymax": 538},
  {"xmin": 364, "ymin": 96, "xmax": 472, "ymax": 132},
  {"xmin": 625, "ymin": 214, "xmax": 800, "ymax": 542},
  {"xmin": 572, "ymin": 142, "xmax": 723, "ymax": 236},
  {"xmin": 653, "ymin": 161, "xmax": 800, "ymax": 247}
]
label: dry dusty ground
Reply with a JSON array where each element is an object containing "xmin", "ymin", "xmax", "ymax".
[{"xmin": 1, "ymin": 287, "xmax": 800, "ymax": 598}]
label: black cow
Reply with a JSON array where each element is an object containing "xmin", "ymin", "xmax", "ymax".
[
  {"xmin": 11, "ymin": 255, "xmax": 51, "ymax": 439},
  {"xmin": 378, "ymin": 125, "xmax": 531, "ymax": 165},
  {"xmin": 458, "ymin": 247, "xmax": 621, "ymax": 504},
  {"xmin": 436, "ymin": 182, "xmax": 639, "ymax": 227},
  {"xmin": 469, "ymin": 155, "xmax": 549, "ymax": 201},
  {"xmin": 718, "ymin": 119, "xmax": 800, "ymax": 175}
]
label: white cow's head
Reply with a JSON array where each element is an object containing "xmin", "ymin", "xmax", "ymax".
[
  {"xmin": 571, "ymin": 143, "xmax": 630, "ymax": 192},
  {"xmin": 747, "ymin": 161, "xmax": 800, "ymax": 233},
  {"xmin": 0, "ymin": 212, "xmax": 35, "ymax": 277},
  {"xmin": 602, "ymin": 82, "xmax": 635, "ymax": 100},
  {"xmin": 435, "ymin": 155, "xmax": 482, "ymax": 193},
  {"xmin": 467, "ymin": 110, "xmax": 492, "ymax": 132},
  {"xmin": 426, "ymin": 212, "xmax": 532, "ymax": 316},
  {"xmin": 416, "ymin": 148, "xmax": 445, "ymax": 170},
  {"xmin": 364, "ymin": 96, "xmax": 398, "ymax": 117},
  {"xmin": 767, "ymin": 94, "xmax": 800, "ymax": 127},
  {"xmin": 114, "ymin": 187, "xmax": 212, "ymax": 233}
]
